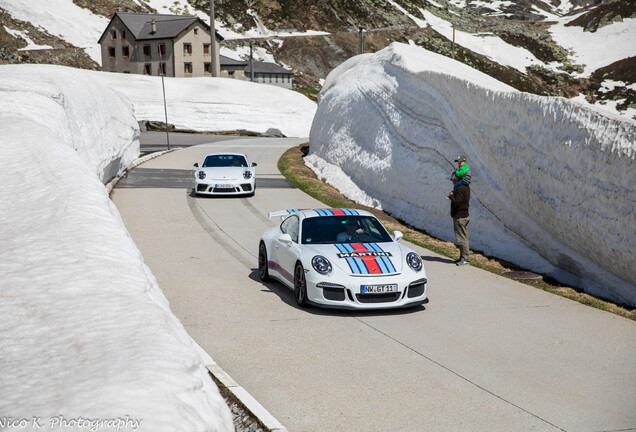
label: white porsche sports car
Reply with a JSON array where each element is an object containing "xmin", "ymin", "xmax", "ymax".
[
  {"xmin": 193, "ymin": 153, "xmax": 257, "ymax": 196},
  {"xmin": 258, "ymin": 208, "xmax": 428, "ymax": 310}
]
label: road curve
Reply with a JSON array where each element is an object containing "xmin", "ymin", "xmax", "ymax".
[{"xmin": 112, "ymin": 136, "xmax": 636, "ymax": 432}]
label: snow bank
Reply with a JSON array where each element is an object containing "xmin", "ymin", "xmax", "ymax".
[
  {"xmin": 0, "ymin": 65, "xmax": 139, "ymax": 182},
  {"xmin": 307, "ymin": 43, "xmax": 636, "ymax": 307},
  {"xmin": 0, "ymin": 65, "xmax": 233, "ymax": 430},
  {"xmin": 97, "ymin": 72, "xmax": 316, "ymax": 137}
]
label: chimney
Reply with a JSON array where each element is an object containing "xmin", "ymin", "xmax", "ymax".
[{"xmin": 151, "ymin": 20, "xmax": 156, "ymax": 34}]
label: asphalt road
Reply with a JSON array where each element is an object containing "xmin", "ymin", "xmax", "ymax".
[
  {"xmin": 139, "ymin": 131, "xmax": 245, "ymax": 156},
  {"xmin": 112, "ymin": 135, "xmax": 636, "ymax": 432}
]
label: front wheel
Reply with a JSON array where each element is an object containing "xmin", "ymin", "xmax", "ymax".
[
  {"xmin": 258, "ymin": 242, "xmax": 270, "ymax": 281},
  {"xmin": 294, "ymin": 263, "xmax": 308, "ymax": 307}
]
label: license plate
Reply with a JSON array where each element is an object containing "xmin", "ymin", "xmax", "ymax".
[
  {"xmin": 361, "ymin": 284, "xmax": 398, "ymax": 294},
  {"xmin": 215, "ymin": 184, "xmax": 233, "ymax": 189}
]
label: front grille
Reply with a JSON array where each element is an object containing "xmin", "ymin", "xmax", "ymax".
[
  {"xmin": 323, "ymin": 287, "xmax": 345, "ymax": 301},
  {"xmin": 213, "ymin": 187, "xmax": 237, "ymax": 193},
  {"xmin": 407, "ymin": 278, "xmax": 427, "ymax": 298},
  {"xmin": 407, "ymin": 282, "xmax": 426, "ymax": 298},
  {"xmin": 197, "ymin": 184, "xmax": 209, "ymax": 192},
  {"xmin": 241, "ymin": 183, "xmax": 252, "ymax": 192},
  {"xmin": 355, "ymin": 292, "xmax": 401, "ymax": 303}
]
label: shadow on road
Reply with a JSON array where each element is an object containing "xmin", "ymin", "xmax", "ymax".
[
  {"xmin": 421, "ymin": 255, "xmax": 456, "ymax": 264},
  {"xmin": 247, "ymin": 269, "xmax": 426, "ymax": 317}
]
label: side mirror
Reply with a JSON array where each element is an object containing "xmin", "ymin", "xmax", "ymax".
[
  {"xmin": 278, "ymin": 233, "xmax": 293, "ymax": 245},
  {"xmin": 251, "ymin": 162, "xmax": 258, "ymax": 167},
  {"xmin": 193, "ymin": 162, "xmax": 199, "ymax": 168},
  {"xmin": 393, "ymin": 230, "xmax": 403, "ymax": 242}
]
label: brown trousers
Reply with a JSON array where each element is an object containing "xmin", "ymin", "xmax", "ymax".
[{"xmin": 453, "ymin": 216, "xmax": 470, "ymax": 261}]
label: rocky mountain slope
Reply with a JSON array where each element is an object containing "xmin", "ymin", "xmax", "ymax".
[{"xmin": 1, "ymin": 0, "xmax": 634, "ymax": 116}]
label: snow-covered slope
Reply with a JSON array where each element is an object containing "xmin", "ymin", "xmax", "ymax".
[
  {"xmin": 0, "ymin": 63, "xmax": 312, "ymax": 430},
  {"xmin": 548, "ymin": 12, "xmax": 636, "ymax": 77},
  {"xmin": 0, "ymin": 0, "xmax": 109, "ymax": 63},
  {"xmin": 307, "ymin": 43, "xmax": 636, "ymax": 307}
]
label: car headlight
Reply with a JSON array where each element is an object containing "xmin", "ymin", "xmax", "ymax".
[
  {"xmin": 197, "ymin": 170, "xmax": 206, "ymax": 180},
  {"xmin": 406, "ymin": 252, "xmax": 422, "ymax": 272},
  {"xmin": 312, "ymin": 255, "xmax": 332, "ymax": 275},
  {"xmin": 243, "ymin": 170, "xmax": 252, "ymax": 179}
]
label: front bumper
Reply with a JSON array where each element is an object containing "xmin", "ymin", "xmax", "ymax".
[
  {"xmin": 305, "ymin": 272, "xmax": 427, "ymax": 310},
  {"xmin": 195, "ymin": 179, "xmax": 254, "ymax": 195}
]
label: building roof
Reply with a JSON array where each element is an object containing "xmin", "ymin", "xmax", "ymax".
[
  {"xmin": 220, "ymin": 55, "xmax": 247, "ymax": 66},
  {"xmin": 99, "ymin": 12, "xmax": 223, "ymax": 43},
  {"xmin": 245, "ymin": 61, "xmax": 293, "ymax": 75}
]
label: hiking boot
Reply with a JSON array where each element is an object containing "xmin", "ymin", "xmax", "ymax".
[{"xmin": 456, "ymin": 259, "xmax": 470, "ymax": 266}]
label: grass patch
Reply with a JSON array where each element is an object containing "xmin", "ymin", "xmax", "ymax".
[
  {"xmin": 296, "ymin": 88, "xmax": 320, "ymax": 95},
  {"xmin": 278, "ymin": 144, "xmax": 636, "ymax": 321}
]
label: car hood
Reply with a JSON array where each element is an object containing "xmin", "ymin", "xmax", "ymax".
[
  {"xmin": 199, "ymin": 167, "xmax": 250, "ymax": 180},
  {"xmin": 306, "ymin": 242, "xmax": 404, "ymax": 275}
]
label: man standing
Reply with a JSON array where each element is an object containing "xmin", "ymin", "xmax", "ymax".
[{"xmin": 449, "ymin": 172, "xmax": 470, "ymax": 266}]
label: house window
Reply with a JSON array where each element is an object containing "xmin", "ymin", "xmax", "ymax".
[
  {"xmin": 122, "ymin": 46, "xmax": 129, "ymax": 58},
  {"xmin": 228, "ymin": 70, "xmax": 234, "ymax": 77},
  {"xmin": 204, "ymin": 62, "xmax": 211, "ymax": 73},
  {"xmin": 203, "ymin": 44, "xmax": 210, "ymax": 55},
  {"xmin": 194, "ymin": 28, "xmax": 198, "ymax": 35},
  {"xmin": 111, "ymin": 30, "xmax": 116, "ymax": 39},
  {"xmin": 158, "ymin": 44, "xmax": 166, "ymax": 57},
  {"xmin": 121, "ymin": 30, "xmax": 126, "ymax": 40},
  {"xmin": 143, "ymin": 45, "xmax": 151, "ymax": 56},
  {"xmin": 158, "ymin": 62, "xmax": 166, "ymax": 75},
  {"xmin": 144, "ymin": 64, "xmax": 151, "ymax": 75},
  {"xmin": 184, "ymin": 62, "xmax": 192, "ymax": 73},
  {"xmin": 183, "ymin": 43, "xmax": 192, "ymax": 55},
  {"xmin": 108, "ymin": 47, "xmax": 115, "ymax": 58}
]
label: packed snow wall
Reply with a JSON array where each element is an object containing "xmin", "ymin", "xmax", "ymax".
[
  {"xmin": 307, "ymin": 43, "xmax": 636, "ymax": 307},
  {"xmin": 0, "ymin": 65, "xmax": 233, "ymax": 430},
  {"xmin": 0, "ymin": 64, "xmax": 139, "ymax": 182}
]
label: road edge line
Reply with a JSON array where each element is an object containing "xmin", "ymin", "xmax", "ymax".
[
  {"xmin": 191, "ymin": 340, "xmax": 289, "ymax": 432},
  {"xmin": 106, "ymin": 148, "xmax": 179, "ymax": 194}
]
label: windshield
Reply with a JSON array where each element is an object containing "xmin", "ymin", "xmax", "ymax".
[
  {"xmin": 301, "ymin": 216, "xmax": 393, "ymax": 245},
  {"xmin": 203, "ymin": 155, "xmax": 247, "ymax": 168}
]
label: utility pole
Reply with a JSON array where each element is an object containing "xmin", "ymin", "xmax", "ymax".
[
  {"xmin": 159, "ymin": 47, "xmax": 170, "ymax": 150},
  {"xmin": 249, "ymin": 41, "xmax": 254, "ymax": 82},
  {"xmin": 209, "ymin": 0, "xmax": 218, "ymax": 77},
  {"xmin": 358, "ymin": 25, "xmax": 368, "ymax": 55},
  {"xmin": 452, "ymin": 23, "xmax": 456, "ymax": 59}
]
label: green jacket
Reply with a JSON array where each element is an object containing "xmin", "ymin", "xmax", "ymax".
[{"xmin": 455, "ymin": 164, "xmax": 470, "ymax": 179}]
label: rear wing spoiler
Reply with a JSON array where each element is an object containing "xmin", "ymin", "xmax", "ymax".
[{"xmin": 268, "ymin": 209, "xmax": 307, "ymax": 219}]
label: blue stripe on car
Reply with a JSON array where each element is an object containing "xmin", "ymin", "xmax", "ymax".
[
  {"xmin": 367, "ymin": 243, "xmax": 396, "ymax": 273},
  {"xmin": 364, "ymin": 243, "xmax": 389, "ymax": 273},
  {"xmin": 336, "ymin": 244, "xmax": 362, "ymax": 274},
  {"xmin": 342, "ymin": 243, "xmax": 360, "ymax": 274}
]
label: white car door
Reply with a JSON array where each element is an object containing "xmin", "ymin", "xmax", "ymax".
[{"xmin": 273, "ymin": 215, "xmax": 301, "ymax": 287}]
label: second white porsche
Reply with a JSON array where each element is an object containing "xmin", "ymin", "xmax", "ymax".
[
  {"xmin": 258, "ymin": 208, "xmax": 428, "ymax": 310},
  {"xmin": 193, "ymin": 152, "xmax": 257, "ymax": 196}
]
